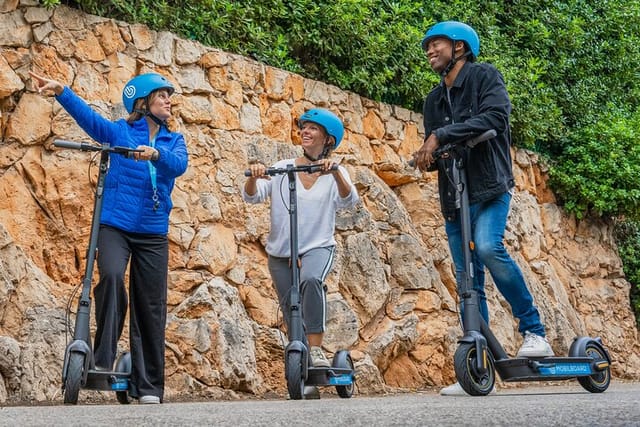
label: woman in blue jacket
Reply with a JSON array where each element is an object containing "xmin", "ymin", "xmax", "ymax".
[{"xmin": 30, "ymin": 71, "xmax": 188, "ymax": 404}]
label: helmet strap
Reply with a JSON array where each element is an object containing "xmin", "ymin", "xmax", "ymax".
[
  {"xmin": 440, "ymin": 46, "xmax": 472, "ymax": 78},
  {"xmin": 134, "ymin": 109, "xmax": 167, "ymax": 127},
  {"xmin": 135, "ymin": 97, "xmax": 167, "ymax": 127},
  {"xmin": 321, "ymin": 138, "xmax": 337, "ymax": 160},
  {"xmin": 303, "ymin": 144, "xmax": 332, "ymax": 162},
  {"xmin": 301, "ymin": 132, "xmax": 335, "ymax": 161},
  {"xmin": 147, "ymin": 112, "xmax": 166, "ymax": 127},
  {"xmin": 303, "ymin": 150, "xmax": 321, "ymax": 162}
]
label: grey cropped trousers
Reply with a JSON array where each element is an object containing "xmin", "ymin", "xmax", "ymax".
[{"xmin": 267, "ymin": 246, "xmax": 335, "ymax": 334}]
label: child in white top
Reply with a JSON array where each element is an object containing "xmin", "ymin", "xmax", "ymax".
[{"xmin": 242, "ymin": 108, "xmax": 359, "ymax": 367}]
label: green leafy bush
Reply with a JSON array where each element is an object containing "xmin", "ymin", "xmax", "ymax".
[
  {"xmin": 550, "ymin": 107, "xmax": 640, "ymax": 219},
  {"xmin": 615, "ymin": 220, "xmax": 640, "ymax": 329}
]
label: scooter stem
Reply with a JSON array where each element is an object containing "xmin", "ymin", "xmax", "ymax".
[
  {"xmin": 73, "ymin": 147, "xmax": 110, "ymax": 343},
  {"xmin": 455, "ymin": 138, "xmax": 509, "ymax": 363},
  {"xmin": 286, "ymin": 165, "xmax": 304, "ymax": 343}
]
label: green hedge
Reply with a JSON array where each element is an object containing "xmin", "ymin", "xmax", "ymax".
[
  {"xmin": 550, "ymin": 108, "xmax": 640, "ymax": 219},
  {"xmin": 615, "ymin": 221, "xmax": 640, "ymax": 329}
]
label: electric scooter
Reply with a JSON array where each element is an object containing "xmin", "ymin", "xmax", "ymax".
[
  {"xmin": 54, "ymin": 139, "xmax": 143, "ymax": 405},
  {"xmin": 417, "ymin": 130, "xmax": 611, "ymax": 396},
  {"xmin": 245, "ymin": 163, "xmax": 355, "ymax": 400}
]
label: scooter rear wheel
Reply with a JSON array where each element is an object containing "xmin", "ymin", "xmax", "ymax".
[
  {"xmin": 577, "ymin": 342, "xmax": 611, "ymax": 393},
  {"xmin": 115, "ymin": 352, "xmax": 132, "ymax": 404},
  {"xmin": 454, "ymin": 342, "xmax": 495, "ymax": 396},
  {"xmin": 286, "ymin": 351, "xmax": 304, "ymax": 400},
  {"xmin": 63, "ymin": 352, "xmax": 84, "ymax": 404},
  {"xmin": 333, "ymin": 352, "xmax": 355, "ymax": 398}
]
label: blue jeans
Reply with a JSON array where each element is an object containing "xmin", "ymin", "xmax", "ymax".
[{"xmin": 445, "ymin": 192, "xmax": 546, "ymax": 336}]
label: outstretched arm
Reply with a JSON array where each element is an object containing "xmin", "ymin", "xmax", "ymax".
[
  {"xmin": 30, "ymin": 70, "xmax": 118, "ymax": 144},
  {"xmin": 29, "ymin": 71, "xmax": 64, "ymax": 96}
]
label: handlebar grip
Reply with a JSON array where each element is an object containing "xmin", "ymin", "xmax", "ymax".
[
  {"xmin": 53, "ymin": 139, "xmax": 103, "ymax": 152},
  {"xmin": 300, "ymin": 164, "xmax": 339, "ymax": 173},
  {"xmin": 467, "ymin": 129, "xmax": 497, "ymax": 147},
  {"xmin": 53, "ymin": 140, "xmax": 84, "ymax": 150},
  {"xmin": 244, "ymin": 167, "xmax": 276, "ymax": 177}
]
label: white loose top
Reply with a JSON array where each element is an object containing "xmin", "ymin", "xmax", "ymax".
[{"xmin": 242, "ymin": 158, "xmax": 359, "ymax": 257}]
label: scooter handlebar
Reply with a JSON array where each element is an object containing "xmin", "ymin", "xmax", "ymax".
[
  {"xmin": 408, "ymin": 129, "xmax": 498, "ymax": 167},
  {"xmin": 54, "ymin": 139, "xmax": 99, "ymax": 151},
  {"xmin": 244, "ymin": 163, "xmax": 339, "ymax": 177},
  {"xmin": 54, "ymin": 140, "xmax": 144, "ymax": 157}
]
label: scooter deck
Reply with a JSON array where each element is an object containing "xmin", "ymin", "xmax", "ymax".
[
  {"xmin": 84, "ymin": 369, "xmax": 129, "ymax": 391},
  {"xmin": 495, "ymin": 356, "xmax": 606, "ymax": 381},
  {"xmin": 306, "ymin": 366, "xmax": 354, "ymax": 386}
]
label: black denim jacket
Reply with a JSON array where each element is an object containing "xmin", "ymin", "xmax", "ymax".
[{"xmin": 422, "ymin": 61, "xmax": 515, "ymax": 221}]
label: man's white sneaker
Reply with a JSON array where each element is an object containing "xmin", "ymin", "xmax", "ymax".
[
  {"xmin": 440, "ymin": 382, "xmax": 467, "ymax": 396},
  {"xmin": 440, "ymin": 381, "xmax": 496, "ymax": 396},
  {"xmin": 139, "ymin": 395, "xmax": 160, "ymax": 404},
  {"xmin": 517, "ymin": 331, "xmax": 554, "ymax": 358}
]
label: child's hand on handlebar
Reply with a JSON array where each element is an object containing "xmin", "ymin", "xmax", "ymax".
[
  {"xmin": 29, "ymin": 71, "xmax": 64, "ymax": 96},
  {"xmin": 246, "ymin": 163, "xmax": 270, "ymax": 179},
  {"xmin": 317, "ymin": 158, "xmax": 340, "ymax": 175}
]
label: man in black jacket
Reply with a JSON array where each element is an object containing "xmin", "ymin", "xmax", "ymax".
[{"xmin": 413, "ymin": 21, "xmax": 553, "ymax": 396}]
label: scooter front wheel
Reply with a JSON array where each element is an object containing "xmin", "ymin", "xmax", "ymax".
[
  {"xmin": 454, "ymin": 342, "xmax": 495, "ymax": 396},
  {"xmin": 116, "ymin": 390, "xmax": 130, "ymax": 404},
  {"xmin": 63, "ymin": 352, "xmax": 84, "ymax": 404},
  {"xmin": 577, "ymin": 342, "xmax": 611, "ymax": 393},
  {"xmin": 286, "ymin": 351, "xmax": 305, "ymax": 400}
]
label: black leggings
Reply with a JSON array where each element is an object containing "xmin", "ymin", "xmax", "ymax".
[{"xmin": 94, "ymin": 225, "xmax": 168, "ymax": 400}]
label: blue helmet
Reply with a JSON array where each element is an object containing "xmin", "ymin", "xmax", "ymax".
[
  {"xmin": 421, "ymin": 21, "xmax": 480, "ymax": 61},
  {"xmin": 298, "ymin": 108, "xmax": 344, "ymax": 148},
  {"xmin": 122, "ymin": 73, "xmax": 175, "ymax": 114}
]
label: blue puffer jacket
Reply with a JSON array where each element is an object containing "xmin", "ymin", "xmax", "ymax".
[{"xmin": 56, "ymin": 87, "xmax": 188, "ymax": 235}]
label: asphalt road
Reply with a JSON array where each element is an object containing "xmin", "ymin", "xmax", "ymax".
[{"xmin": 1, "ymin": 381, "xmax": 639, "ymax": 426}]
